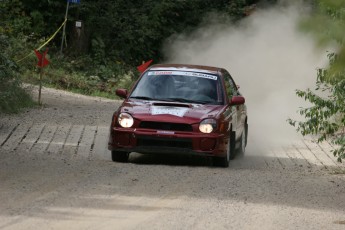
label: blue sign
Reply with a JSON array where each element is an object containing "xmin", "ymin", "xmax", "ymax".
[{"xmin": 68, "ymin": 0, "xmax": 80, "ymax": 3}]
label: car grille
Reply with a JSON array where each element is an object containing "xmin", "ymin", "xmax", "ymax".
[
  {"xmin": 137, "ymin": 136, "xmax": 192, "ymax": 149},
  {"xmin": 139, "ymin": 121, "xmax": 193, "ymax": 132}
]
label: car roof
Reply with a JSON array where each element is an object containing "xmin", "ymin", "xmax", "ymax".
[{"xmin": 148, "ymin": 64, "xmax": 223, "ymax": 75}]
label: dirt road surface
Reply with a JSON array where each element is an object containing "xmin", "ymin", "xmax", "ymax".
[{"xmin": 0, "ymin": 88, "xmax": 344, "ymax": 230}]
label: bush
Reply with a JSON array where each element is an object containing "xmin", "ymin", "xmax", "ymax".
[
  {"xmin": 0, "ymin": 35, "xmax": 34, "ymax": 113},
  {"xmin": 288, "ymin": 53, "xmax": 345, "ymax": 162},
  {"xmin": 21, "ymin": 53, "xmax": 137, "ymax": 99}
]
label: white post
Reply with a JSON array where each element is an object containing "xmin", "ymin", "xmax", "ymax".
[{"xmin": 60, "ymin": 1, "xmax": 70, "ymax": 54}]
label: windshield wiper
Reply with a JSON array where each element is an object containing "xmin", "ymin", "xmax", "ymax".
[
  {"xmin": 130, "ymin": 96, "xmax": 153, "ymax": 100},
  {"xmin": 159, "ymin": 98, "xmax": 191, "ymax": 103},
  {"xmin": 130, "ymin": 97, "xmax": 213, "ymax": 104},
  {"xmin": 160, "ymin": 98, "xmax": 210, "ymax": 104}
]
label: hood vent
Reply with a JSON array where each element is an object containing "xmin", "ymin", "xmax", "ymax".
[{"xmin": 153, "ymin": 102, "xmax": 190, "ymax": 108}]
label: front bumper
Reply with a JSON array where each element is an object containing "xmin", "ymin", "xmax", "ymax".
[{"xmin": 108, "ymin": 127, "xmax": 228, "ymax": 157}]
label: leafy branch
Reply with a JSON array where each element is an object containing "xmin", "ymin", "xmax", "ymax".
[{"xmin": 288, "ymin": 53, "xmax": 345, "ymax": 162}]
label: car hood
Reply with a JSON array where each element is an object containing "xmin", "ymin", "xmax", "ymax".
[{"xmin": 119, "ymin": 99, "xmax": 225, "ymax": 124}]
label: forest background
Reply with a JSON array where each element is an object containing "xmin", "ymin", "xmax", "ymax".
[{"xmin": 1, "ymin": 0, "xmax": 267, "ymax": 113}]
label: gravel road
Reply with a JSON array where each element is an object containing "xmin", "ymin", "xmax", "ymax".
[{"xmin": 0, "ymin": 87, "xmax": 344, "ymax": 230}]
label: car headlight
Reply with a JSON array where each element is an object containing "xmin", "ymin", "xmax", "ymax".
[
  {"xmin": 118, "ymin": 113, "xmax": 134, "ymax": 128},
  {"xmin": 199, "ymin": 119, "xmax": 217, "ymax": 133}
]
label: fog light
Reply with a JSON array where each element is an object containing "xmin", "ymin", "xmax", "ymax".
[
  {"xmin": 117, "ymin": 133, "xmax": 130, "ymax": 146},
  {"xmin": 200, "ymin": 138, "xmax": 216, "ymax": 150}
]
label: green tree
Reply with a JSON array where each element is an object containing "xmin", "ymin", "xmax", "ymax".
[
  {"xmin": 78, "ymin": 0, "xmax": 256, "ymax": 65},
  {"xmin": 0, "ymin": 0, "xmax": 34, "ymax": 112},
  {"xmin": 289, "ymin": 0, "xmax": 345, "ymax": 162},
  {"xmin": 1, "ymin": 0, "xmax": 263, "ymax": 102}
]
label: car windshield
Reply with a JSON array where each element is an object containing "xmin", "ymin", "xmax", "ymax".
[{"xmin": 130, "ymin": 70, "xmax": 224, "ymax": 105}]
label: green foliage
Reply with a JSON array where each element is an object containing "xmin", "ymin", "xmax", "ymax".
[
  {"xmin": 289, "ymin": 57, "xmax": 345, "ymax": 162},
  {"xmin": 300, "ymin": 0, "xmax": 345, "ymax": 80},
  {"xmin": 91, "ymin": 37, "xmax": 106, "ymax": 65},
  {"xmin": 0, "ymin": 35, "xmax": 35, "ymax": 113},
  {"xmin": 1, "ymin": 0, "xmax": 31, "ymax": 38},
  {"xmin": 289, "ymin": 0, "xmax": 345, "ymax": 162},
  {"xmin": 22, "ymin": 54, "xmax": 134, "ymax": 99},
  {"xmin": 18, "ymin": 0, "xmax": 66, "ymax": 36},
  {"xmin": 78, "ymin": 0, "xmax": 257, "ymax": 65},
  {"xmin": 2, "ymin": 0, "xmax": 262, "ymax": 104}
]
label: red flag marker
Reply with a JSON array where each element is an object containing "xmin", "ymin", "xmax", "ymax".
[
  {"xmin": 137, "ymin": 59, "xmax": 153, "ymax": 73},
  {"xmin": 34, "ymin": 49, "xmax": 50, "ymax": 68}
]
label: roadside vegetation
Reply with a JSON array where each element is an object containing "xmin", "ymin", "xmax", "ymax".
[
  {"xmin": 0, "ymin": 35, "xmax": 35, "ymax": 113},
  {"xmin": 289, "ymin": 0, "xmax": 345, "ymax": 162}
]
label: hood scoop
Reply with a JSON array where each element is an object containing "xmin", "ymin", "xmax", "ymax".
[{"xmin": 153, "ymin": 102, "xmax": 191, "ymax": 108}]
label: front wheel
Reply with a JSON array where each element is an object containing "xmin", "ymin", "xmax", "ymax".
[
  {"xmin": 229, "ymin": 131, "xmax": 236, "ymax": 160},
  {"xmin": 213, "ymin": 131, "xmax": 235, "ymax": 167},
  {"xmin": 111, "ymin": 151, "xmax": 129, "ymax": 162}
]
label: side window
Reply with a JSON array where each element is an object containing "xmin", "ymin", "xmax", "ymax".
[{"xmin": 223, "ymin": 71, "xmax": 237, "ymax": 98}]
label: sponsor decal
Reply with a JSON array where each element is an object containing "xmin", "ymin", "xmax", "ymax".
[
  {"xmin": 157, "ymin": 130, "xmax": 175, "ymax": 135},
  {"xmin": 149, "ymin": 71, "xmax": 173, "ymax": 75},
  {"xmin": 151, "ymin": 106, "xmax": 188, "ymax": 117},
  {"xmin": 148, "ymin": 71, "xmax": 217, "ymax": 80}
]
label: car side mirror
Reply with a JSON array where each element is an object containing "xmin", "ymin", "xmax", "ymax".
[
  {"xmin": 230, "ymin": 96, "xmax": 245, "ymax": 105},
  {"xmin": 116, "ymin": 89, "xmax": 128, "ymax": 99}
]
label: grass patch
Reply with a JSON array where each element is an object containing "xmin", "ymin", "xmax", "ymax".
[
  {"xmin": 0, "ymin": 84, "xmax": 36, "ymax": 113},
  {"xmin": 89, "ymin": 90, "xmax": 117, "ymax": 99},
  {"xmin": 22, "ymin": 66, "xmax": 135, "ymax": 100}
]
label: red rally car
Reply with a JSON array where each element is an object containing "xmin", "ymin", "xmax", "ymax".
[{"xmin": 108, "ymin": 64, "xmax": 248, "ymax": 167}]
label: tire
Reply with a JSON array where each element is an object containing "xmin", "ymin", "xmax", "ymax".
[
  {"xmin": 229, "ymin": 131, "xmax": 236, "ymax": 160},
  {"xmin": 213, "ymin": 131, "xmax": 235, "ymax": 167},
  {"xmin": 111, "ymin": 151, "xmax": 129, "ymax": 162},
  {"xmin": 238, "ymin": 123, "xmax": 248, "ymax": 155}
]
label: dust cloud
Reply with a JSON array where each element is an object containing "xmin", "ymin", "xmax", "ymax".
[{"xmin": 163, "ymin": 2, "xmax": 329, "ymax": 150}]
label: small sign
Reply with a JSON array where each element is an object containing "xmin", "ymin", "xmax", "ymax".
[
  {"xmin": 75, "ymin": 21, "xmax": 82, "ymax": 28},
  {"xmin": 157, "ymin": 130, "xmax": 175, "ymax": 135},
  {"xmin": 148, "ymin": 71, "xmax": 218, "ymax": 80},
  {"xmin": 68, "ymin": 0, "xmax": 80, "ymax": 4}
]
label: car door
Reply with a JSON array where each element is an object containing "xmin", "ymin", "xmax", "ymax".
[{"xmin": 223, "ymin": 71, "xmax": 243, "ymax": 140}]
